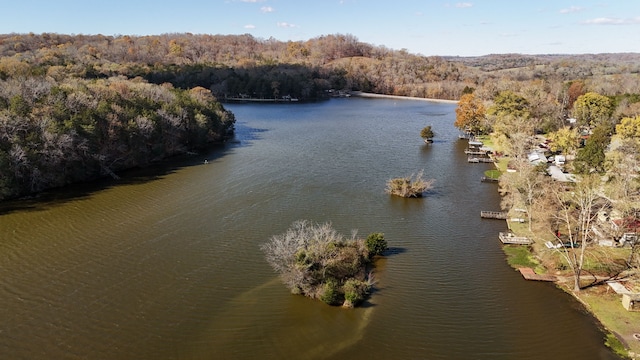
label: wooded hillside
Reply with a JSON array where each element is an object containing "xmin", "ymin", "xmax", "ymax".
[{"xmin": 1, "ymin": 32, "xmax": 639, "ymax": 200}]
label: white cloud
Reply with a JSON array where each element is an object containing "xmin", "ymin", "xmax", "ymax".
[
  {"xmin": 239, "ymin": 0, "xmax": 266, "ymax": 3},
  {"xmin": 261, "ymin": 6, "xmax": 274, "ymax": 13},
  {"xmin": 244, "ymin": 24, "xmax": 256, "ymax": 29},
  {"xmin": 559, "ymin": 6, "xmax": 584, "ymax": 14},
  {"xmin": 455, "ymin": 2, "xmax": 473, "ymax": 8},
  {"xmin": 582, "ymin": 17, "xmax": 640, "ymax": 25},
  {"xmin": 277, "ymin": 22, "xmax": 298, "ymax": 28}
]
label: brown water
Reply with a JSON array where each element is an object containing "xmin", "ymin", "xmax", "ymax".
[{"xmin": 0, "ymin": 98, "xmax": 619, "ymax": 359}]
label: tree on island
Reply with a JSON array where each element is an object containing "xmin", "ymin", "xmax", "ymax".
[
  {"xmin": 420, "ymin": 126, "xmax": 435, "ymax": 143},
  {"xmin": 261, "ymin": 220, "xmax": 387, "ymax": 307},
  {"xmin": 386, "ymin": 170, "xmax": 434, "ymax": 198}
]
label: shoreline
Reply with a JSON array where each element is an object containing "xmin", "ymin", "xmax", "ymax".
[
  {"xmin": 350, "ymin": 91, "xmax": 459, "ymax": 104},
  {"xmin": 495, "ymin": 191, "xmax": 640, "ymax": 357},
  {"xmin": 483, "ymin": 144, "xmax": 639, "ymax": 359}
]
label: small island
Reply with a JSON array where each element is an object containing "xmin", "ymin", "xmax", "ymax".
[
  {"xmin": 420, "ymin": 125, "xmax": 435, "ymax": 144},
  {"xmin": 386, "ymin": 170, "xmax": 434, "ymax": 198},
  {"xmin": 261, "ymin": 220, "xmax": 387, "ymax": 307}
]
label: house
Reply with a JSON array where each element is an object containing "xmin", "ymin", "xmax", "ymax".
[
  {"xmin": 612, "ymin": 217, "xmax": 640, "ymax": 246},
  {"xmin": 622, "ymin": 293, "xmax": 640, "ymax": 311},
  {"xmin": 594, "ymin": 212, "xmax": 640, "ymax": 247},
  {"xmin": 527, "ymin": 151, "xmax": 547, "ymax": 165}
]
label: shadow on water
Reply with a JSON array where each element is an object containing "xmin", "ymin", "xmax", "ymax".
[
  {"xmin": 384, "ymin": 246, "xmax": 407, "ymax": 256},
  {"xmin": 0, "ymin": 142, "xmax": 239, "ymax": 217},
  {"xmin": 0, "ymin": 121, "xmax": 272, "ymax": 216},
  {"xmin": 233, "ymin": 122, "xmax": 269, "ymax": 145}
]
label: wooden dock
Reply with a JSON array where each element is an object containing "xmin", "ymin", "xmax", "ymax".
[
  {"xmin": 481, "ymin": 211, "xmax": 508, "ymax": 219},
  {"xmin": 481, "ymin": 176, "xmax": 499, "ymax": 183},
  {"xmin": 468, "ymin": 157, "xmax": 494, "ymax": 163},
  {"xmin": 464, "ymin": 149, "xmax": 487, "ymax": 155},
  {"xmin": 518, "ymin": 267, "xmax": 557, "ymax": 282},
  {"xmin": 499, "ymin": 232, "xmax": 532, "ymax": 245}
]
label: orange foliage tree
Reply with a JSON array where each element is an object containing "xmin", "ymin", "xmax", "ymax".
[{"xmin": 454, "ymin": 93, "xmax": 486, "ymax": 135}]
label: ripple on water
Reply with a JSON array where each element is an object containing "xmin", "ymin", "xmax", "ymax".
[{"xmin": 0, "ymin": 98, "xmax": 617, "ymax": 360}]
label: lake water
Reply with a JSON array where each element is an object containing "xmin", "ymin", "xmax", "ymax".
[{"xmin": 0, "ymin": 97, "xmax": 619, "ymax": 359}]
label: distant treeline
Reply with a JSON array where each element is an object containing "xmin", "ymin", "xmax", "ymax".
[{"xmin": 1, "ymin": 32, "xmax": 640, "ymax": 200}]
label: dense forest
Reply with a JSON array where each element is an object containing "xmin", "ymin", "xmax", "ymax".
[{"xmin": 1, "ymin": 32, "xmax": 640, "ymax": 200}]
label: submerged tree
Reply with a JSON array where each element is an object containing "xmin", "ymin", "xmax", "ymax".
[
  {"xmin": 261, "ymin": 220, "xmax": 385, "ymax": 307},
  {"xmin": 420, "ymin": 125, "xmax": 435, "ymax": 143},
  {"xmin": 385, "ymin": 170, "xmax": 434, "ymax": 198}
]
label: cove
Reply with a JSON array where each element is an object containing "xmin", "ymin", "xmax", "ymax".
[{"xmin": 0, "ymin": 97, "xmax": 620, "ymax": 359}]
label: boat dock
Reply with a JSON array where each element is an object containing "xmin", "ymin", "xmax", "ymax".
[
  {"xmin": 464, "ymin": 149, "xmax": 487, "ymax": 155},
  {"xmin": 481, "ymin": 211, "xmax": 508, "ymax": 219},
  {"xmin": 481, "ymin": 176, "xmax": 499, "ymax": 183},
  {"xmin": 499, "ymin": 232, "xmax": 532, "ymax": 245},
  {"xmin": 468, "ymin": 157, "xmax": 495, "ymax": 163},
  {"xmin": 518, "ymin": 267, "xmax": 557, "ymax": 282}
]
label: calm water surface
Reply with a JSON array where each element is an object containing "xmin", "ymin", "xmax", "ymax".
[{"xmin": 0, "ymin": 98, "xmax": 619, "ymax": 359}]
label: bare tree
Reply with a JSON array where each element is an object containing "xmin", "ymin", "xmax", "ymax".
[
  {"xmin": 260, "ymin": 220, "xmax": 375, "ymax": 306},
  {"xmin": 385, "ymin": 170, "xmax": 435, "ymax": 198},
  {"xmin": 549, "ymin": 174, "xmax": 610, "ymax": 291},
  {"xmin": 499, "ymin": 162, "xmax": 549, "ymax": 231}
]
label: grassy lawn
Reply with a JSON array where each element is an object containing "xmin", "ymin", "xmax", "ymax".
[
  {"xmin": 502, "ymin": 245, "xmax": 542, "ymax": 269},
  {"xmin": 495, "ymin": 157, "xmax": 509, "ymax": 172},
  {"xmin": 577, "ymin": 287, "xmax": 640, "ymax": 358},
  {"xmin": 484, "ymin": 169, "xmax": 501, "ymax": 179}
]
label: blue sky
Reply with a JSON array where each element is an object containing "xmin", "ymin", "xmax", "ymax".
[{"xmin": 1, "ymin": 0, "xmax": 639, "ymax": 56}]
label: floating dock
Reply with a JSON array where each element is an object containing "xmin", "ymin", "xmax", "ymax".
[
  {"xmin": 499, "ymin": 232, "xmax": 532, "ymax": 245},
  {"xmin": 468, "ymin": 157, "xmax": 494, "ymax": 163},
  {"xmin": 481, "ymin": 211, "xmax": 508, "ymax": 219},
  {"xmin": 481, "ymin": 176, "xmax": 499, "ymax": 183},
  {"xmin": 464, "ymin": 149, "xmax": 487, "ymax": 155}
]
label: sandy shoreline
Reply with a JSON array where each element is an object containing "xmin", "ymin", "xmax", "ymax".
[{"xmin": 350, "ymin": 91, "xmax": 459, "ymax": 104}]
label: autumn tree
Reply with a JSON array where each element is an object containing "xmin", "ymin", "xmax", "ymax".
[
  {"xmin": 484, "ymin": 91, "xmax": 536, "ymax": 163},
  {"xmin": 454, "ymin": 93, "xmax": 486, "ymax": 135},
  {"xmin": 522, "ymin": 81, "xmax": 565, "ymax": 133},
  {"xmin": 572, "ymin": 92, "xmax": 614, "ymax": 127},
  {"xmin": 487, "ymin": 91, "xmax": 533, "ymax": 143},
  {"xmin": 488, "ymin": 90, "xmax": 531, "ymax": 120},
  {"xmin": 604, "ymin": 115, "xmax": 640, "ymax": 202},
  {"xmin": 546, "ymin": 126, "xmax": 580, "ymax": 154},
  {"xmin": 614, "ymin": 115, "xmax": 640, "ymax": 139},
  {"xmin": 566, "ymin": 80, "xmax": 585, "ymax": 111}
]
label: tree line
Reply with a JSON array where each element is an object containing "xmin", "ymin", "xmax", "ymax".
[
  {"xmin": 0, "ymin": 75, "xmax": 234, "ymax": 200},
  {"xmin": 454, "ymin": 82, "xmax": 640, "ymax": 293},
  {"xmin": 2, "ymin": 32, "xmax": 640, "ymax": 200}
]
